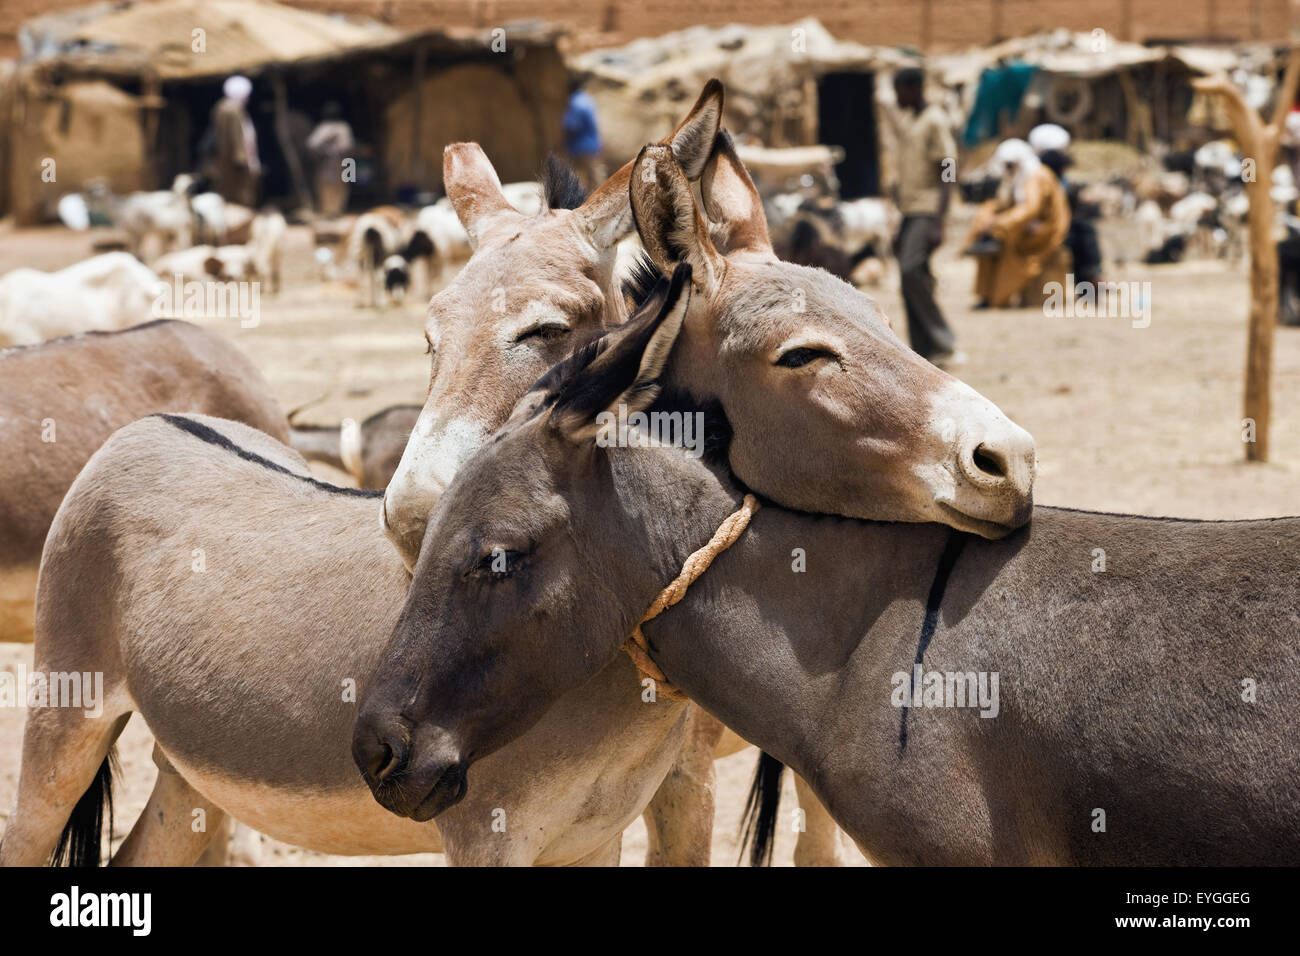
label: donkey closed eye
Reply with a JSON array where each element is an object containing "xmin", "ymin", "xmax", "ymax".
[
  {"xmin": 774, "ymin": 346, "xmax": 840, "ymax": 369},
  {"xmin": 514, "ymin": 324, "xmax": 570, "ymax": 345}
]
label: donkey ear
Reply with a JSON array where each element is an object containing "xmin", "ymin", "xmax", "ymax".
[
  {"xmin": 550, "ymin": 263, "xmax": 692, "ymax": 445},
  {"xmin": 630, "ymin": 145, "xmax": 722, "ymax": 293},
  {"xmin": 572, "ymin": 79, "xmax": 724, "ymax": 252},
  {"xmin": 667, "ymin": 78, "xmax": 724, "ymax": 181},
  {"xmin": 443, "ymin": 143, "xmax": 514, "ymax": 248},
  {"xmin": 572, "ymin": 162, "xmax": 635, "ymax": 251},
  {"xmin": 701, "ymin": 129, "xmax": 774, "ymax": 257}
]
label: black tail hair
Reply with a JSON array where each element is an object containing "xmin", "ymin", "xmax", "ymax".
[
  {"xmin": 49, "ymin": 747, "xmax": 118, "ymax": 867},
  {"xmin": 738, "ymin": 750, "xmax": 784, "ymax": 866}
]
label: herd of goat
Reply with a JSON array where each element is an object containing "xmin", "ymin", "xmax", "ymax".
[
  {"xmin": 5, "ymin": 127, "xmax": 1294, "ymax": 355},
  {"xmin": 2, "ymin": 155, "xmax": 902, "ymax": 351}
]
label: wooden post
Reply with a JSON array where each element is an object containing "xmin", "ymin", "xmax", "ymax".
[
  {"xmin": 270, "ymin": 70, "xmax": 313, "ymax": 213},
  {"xmin": 1193, "ymin": 49, "xmax": 1300, "ymax": 462},
  {"xmin": 140, "ymin": 71, "xmax": 163, "ymax": 189},
  {"xmin": 411, "ymin": 42, "xmax": 426, "ymax": 188}
]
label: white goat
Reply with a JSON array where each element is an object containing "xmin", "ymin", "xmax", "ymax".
[{"xmin": 0, "ymin": 253, "xmax": 161, "ymax": 348}]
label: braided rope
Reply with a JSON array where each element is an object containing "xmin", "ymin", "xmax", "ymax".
[{"xmin": 624, "ymin": 494, "xmax": 760, "ymax": 700}]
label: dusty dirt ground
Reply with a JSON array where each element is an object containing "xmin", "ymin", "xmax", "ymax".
[{"xmin": 1, "ymin": 215, "xmax": 1297, "ymax": 866}]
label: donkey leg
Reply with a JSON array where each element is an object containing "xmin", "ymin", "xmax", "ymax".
[
  {"xmin": 111, "ymin": 758, "xmax": 227, "ymax": 866},
  {"xmin": 0, "ymin": 705, "xmax": 130, "ymax": 866},
  {"xmin": 194, "ymin": 816, "xmax": 236, "ymax": 867},
  {"xmin": 569, "ymin": 834, "xmax": 622, "ymax": 867},
  {"xmin": 641, "ymin": 704, "xmax": 725, "ymax": 867},
  {"xmin": 193, "ymin": 818, "xmax": 265, "ymax": 866},
  {"xmin": 792, "ymin": 774, "xmax": 846, "ymax": 867}
]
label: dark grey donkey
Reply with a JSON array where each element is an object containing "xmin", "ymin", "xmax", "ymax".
[{"xmin": 357, "ymin": 264, "xmax": 1300, "ymax": 866}]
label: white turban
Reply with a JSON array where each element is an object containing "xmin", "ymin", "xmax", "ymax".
[
  {"xmin": 990, "ymin": 139, "xmax": 1041, "ymax": 203},
  {"xmin": 223, "ymin": 75, "xmax": 252, "ymax": 104},
  {"xmin": 1028, "ymin": 123, "xmax": 1071, "ymax": 155}
]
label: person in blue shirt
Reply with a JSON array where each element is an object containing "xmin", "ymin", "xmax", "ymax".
[{"xmin": 563, "ymin": 77, "xmax": 606, "ymax": 188}]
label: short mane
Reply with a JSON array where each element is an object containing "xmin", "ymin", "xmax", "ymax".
[
  {"xmin": 542, "ymin": 155, "xmax": 588, "ymax": 211},
  {"xmin": 622, "ymin": 251, "xmax": 664, "ymax": 311}
]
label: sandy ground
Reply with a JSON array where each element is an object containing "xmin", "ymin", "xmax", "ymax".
[{"xmin": 1, "ymin": 216, "xmax": 1297, "ymax": 866}]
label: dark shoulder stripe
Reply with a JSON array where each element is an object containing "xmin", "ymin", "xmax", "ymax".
[
  {"xmin": 898, "ymin": 531, "xmax": 968, "ymax": 754},
  {"xmin": 155, "ymin": 414, "xmax": 384, "ymax": 499}
]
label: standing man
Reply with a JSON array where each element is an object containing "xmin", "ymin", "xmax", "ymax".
[
  {"xmin": 212, "ymin": 75, "xmax": 261, "ymax": 206},
  {"xmin": 307, "ymin": 102, "xmax": 355, "ymax": 218},
  {"xmin": 562, "ymin": 76, "xmax": 606, "ymax": 190},
  {"xmin": 881, "ymin": 66, "xmax": 962, "ymax": 368}
]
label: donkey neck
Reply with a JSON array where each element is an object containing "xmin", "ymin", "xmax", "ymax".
[{"xmin": 634, "ymin": 454, "xmax": 957, "ymax": 782}]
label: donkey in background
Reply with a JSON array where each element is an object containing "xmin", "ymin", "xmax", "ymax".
[{"xmin": 0, "ymin": 319, "xmax": 288, "ymax": 643}]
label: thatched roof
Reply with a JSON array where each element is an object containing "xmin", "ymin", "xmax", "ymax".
[
  {"xmin": 572, "ymin": 18, "xmax": 911, "ymax": 99},
  {"xmin": 18, "ymin": 0, "xmax": 565, "ymax": 82},
  {"xmin": 930, "ymin": 30, "xmax": 1166, "ymax": 87},
  {"xmin": 931, "ymin": 29, "xmax": 1286, "ymax": 88},
  {"xmin": 569, "ymin": 18, "xmax": 913, "ymax": 160}
]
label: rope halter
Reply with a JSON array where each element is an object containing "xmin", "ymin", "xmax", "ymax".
[{"xmin": 622, "ymin": 494, "xmax": 761, "ymax": 701}]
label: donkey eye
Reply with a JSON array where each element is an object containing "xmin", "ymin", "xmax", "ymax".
[
  {"xmin": 473, "ymin": 548, "xmax": 527, "ymax": 580},
  {"xmin": 515, "ymin": 324, "xmax": 570, "ymax": 345},
  {"xmin": 775, "ymin": 346, "xmax": 839, "ymax": 369}
]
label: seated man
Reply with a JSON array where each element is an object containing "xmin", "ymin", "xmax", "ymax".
[
  {"xmin": 1030, "ymin": 123, "xmax": 1103, "ymax": 288},
  {"xmin": 967, "ymin": 138, "xmax": 1071, "ymax": 307}
]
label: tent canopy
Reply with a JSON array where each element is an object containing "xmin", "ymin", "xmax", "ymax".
[{"xmin": 24, "ymin": 0, "xmax": 405, "ymax": 80}]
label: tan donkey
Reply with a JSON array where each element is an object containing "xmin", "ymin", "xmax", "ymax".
[{"xmin": 0, "ymin": 319, "xmax": 289, "ymax": 643}]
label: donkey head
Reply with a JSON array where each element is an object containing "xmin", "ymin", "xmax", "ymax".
[
  {"xmin": 381, "ymin": 81, "xmax": 724, "ymax": 570},
  {"xmin": 354, "ymin": 267, "xmax": 703, "ymax": 820},
  {"xmin": 633, "ymin": 133, "xmax": 1036, "ymax": 537}
]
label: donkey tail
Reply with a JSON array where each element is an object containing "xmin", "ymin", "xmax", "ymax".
[
  {"xmin": 49, "ymin": 748, "xmax": 118, "ymax": 867},
  {"xmin": 339, "ymin": 417, "xmax": 364, "ymax": 484},
  {"xmin": 738, "ymin": 750, "xmax": 785, "ymax": 867}
]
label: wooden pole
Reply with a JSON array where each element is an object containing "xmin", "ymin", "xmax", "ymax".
[
  {"xmin": 1193, "ymin": 49, "xmax": 1300, "ymax": 463},
  {"xmin": 270, "ymin": 70, "xmax": 313, "ymax": 213},
  {"xmin": 411, "ymin": 42, "xmax": 426, "ymax": 187}
]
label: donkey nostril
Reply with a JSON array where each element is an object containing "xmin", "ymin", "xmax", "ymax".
[
  {"xmin": 971, "ymin": 443, "xmax": 1008, "ymax": 479},
  {"xmin": 369, "ymin": 740, "xmax": 404, "ymax": 782}
]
